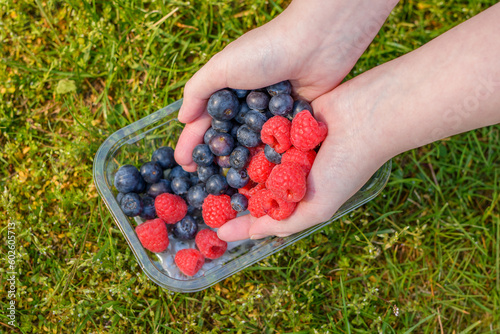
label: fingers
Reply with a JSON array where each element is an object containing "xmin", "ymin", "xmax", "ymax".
[
  {"xmin": 217, "ymin": 199, "xmax": 334, "ymax": 242},
  {"xmin": 217, "ymin": 131, "xmax": 378, "ymax": 242},
  {"xmin": 217, "ymin": 214, "xmax": 256, "ymax": 242},
  {"xmin": 174, "ymin": 112, "xmax": 212, "ymax": 172},
  {"xmin": 247, "ymin": 202, "xmax": 330, "ymax": 239},
  {"xmin": 217, "ymin": 164, "xmax": 343, "ymax": 242},
  {"xmin": 178, "ymin": 55, "xmax": 227, "ymax": 124},
  {"xmin": 216, "ymin": 212, "xmax": 305, "ymax": 242},
  {"xmin": 176, "ymin": 27, "xmax": 287, "ymax": 171},
  {"xmin": 179, "ymin": 23, "xmax": 292, "ymax": 125}
]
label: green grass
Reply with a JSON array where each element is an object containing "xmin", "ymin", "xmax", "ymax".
[{"xmin": 1, "ymin": 0, "xmax": 499, "ymax": 332}]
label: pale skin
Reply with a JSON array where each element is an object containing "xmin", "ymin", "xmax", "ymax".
[{"xmin": 175, "ymin": 1, "xmax": 500, "ymax": 242}]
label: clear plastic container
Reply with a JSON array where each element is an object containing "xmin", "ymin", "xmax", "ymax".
[{"xmin": 93, "ymin": 100, "xmax": 391, "ymax": 293}]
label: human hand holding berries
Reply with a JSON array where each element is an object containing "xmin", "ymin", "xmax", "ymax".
[
  {"xmin": 218, "ymin": 3, "xmax": 500, "ymax": 241},
  {"xmin": 174, "ymin": 0, "xmax": 399, "ymax": 172},
  {"xmin": 217, "ymin": 90, "xmax": 390, "ymax": 241}
]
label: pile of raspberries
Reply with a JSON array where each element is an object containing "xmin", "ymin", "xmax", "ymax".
[{"xmin": 244, "ymin": 110, "xmax": 327, "ymax": 220}]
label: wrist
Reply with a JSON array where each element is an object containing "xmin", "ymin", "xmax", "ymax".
[
  {"xmin": 284, "ymin": 0, "xmax": 399, "ymax": 60},
  {"xmin": 277, "ymin": 0, "xmax": 399, "ymax": 98},
  {"xmin": 313, "ymin": 83, "xmax": 394, "ymax": 174}
]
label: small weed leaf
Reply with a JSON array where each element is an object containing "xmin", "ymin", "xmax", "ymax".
[{"xmin": 56, "ymin": 79, "xmax": 76, "ymax": 94}]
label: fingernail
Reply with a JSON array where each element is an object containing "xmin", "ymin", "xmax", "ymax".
[{"xmin": 250, "ymin": 234, "xmax": 268, "ymax": 240}]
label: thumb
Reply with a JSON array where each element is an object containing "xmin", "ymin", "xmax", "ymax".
[
  {"xmin": 178, "ymin": 52, "xmax": 228, "ymax": 124},
  {"xmin": 179, "ymin": 21, "xmax": 292, "ymax": 124}
]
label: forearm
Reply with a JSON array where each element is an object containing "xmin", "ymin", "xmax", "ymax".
[{"xmin": 341, "ymin": 3, "xmax": 500, "ymax": 159}]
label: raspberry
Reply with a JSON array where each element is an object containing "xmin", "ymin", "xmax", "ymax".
[
  {"xmin": 238, "ymin": 180, "xmax": 257, "ymax": 199},
  {"xmin": 282, "ymin": 147, "xmax": 317, "ymax": 175},
  {"xmin": 155, "ymin": 193, "xmax": 188, "ymax": 224},
  {"xmin": 245, "ymin": 183, "xmax": 266, "ymax": 218},
  {"xmin": 266, "ymin": 162, "xmax": 307, "ymax": 202},
  {"xmin": 241, "ymin": 183, "xmax": 267, "ymax": 214},
  {"xmin": 202, "ymin": 194, "xmax": 237, "ymax": 228},
  {"xmin": 290, "ymin": 110, "xmax": 328, "ymax": 151},
  {"xmin": 248, "ymin": 182, "xmax": 266, "ymax": 197},
  {"xmin": 261, "ymin": 116, "xmax": 292, "ymax": 153},
  {"xmin": 248, "ymin": 189, "xmax": 297, "ymax": 220},
  {"xmin": 195, "ymin": 229, "xmax": 228, "ymax": 259},
  {"xmin": 247, "ymin": 190, "xmax": 266, "ymax": 218},
  {"xmin": 175, "ymin": 249, "xmax": 205, "ymax": 276},
  {"xmin": 135, "ymin": 218, "xmax": 169, "ymax": 253},
  {"xmin": 248, "ymin": 144, "xmax": 265, "ymax": 157},
  {"xmin": 247, "ymin": 151, "xmax": 276, "ymax": 184}
]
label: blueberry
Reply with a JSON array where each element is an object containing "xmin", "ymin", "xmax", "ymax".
[
  {"xmin": 211, "ymin": 119, "xmax": 234, "ymax": 133},
  {"xmin": 229, "ymin": 146, "xmax": 251, "ymax": 170},
  {"xmin": 231, "ymin": 193, "xmax": 248, "ymax": 212},
  {"xmin": 264, "ymin": 144, "xmax": 282, "ymax": 164},
  {"xmin": 226, "ymin": 168, "xmax": 250, "ymax": 189},
  {"xmin": 134, "ymin": 176, "xmax": 147, "ymax": 193},
  {"xmin": 207, "ymin": 89, "xmax": 240, "ymax": 121},
  {"xmin": 116, "ymin": 192, "xmax": 125, "ymax": 205},
  {"xmin": 204, "ymin": 127, "xmax": 219, "ymax": 145},
  {"xmin": 266, "ymin": 80, "xmax": 292, "ymax": 96},
  {"xmin": 235, "ymin": 102, "xmax": 251, "ymax": 124},
  {"xmin": 269, "ymin": 94, "xmax": 294, "ymax": 117},
  {"xmin": 171, "ymin": 177, "xmax": 191, "ymax": 196},
  {"xmin": 209, "ymin": 132, "xmax": 235, "ymax": 156},
  {"xmin": 151, "ymin": 146, "xmax": 176, "ymax": 170},
  {"xmin": 140, "ymin": 195, "xmax": 156, "ymax": 220},
  {"xmin": 140, "ymin": 161, "xmax": 163, "ymax": 184},
  {"xmin": 225, "ymin": 187, "xmax": 237, "ymax": 197},
  {"xmin": 120, "ymin": 193, "xmax": 143, "ymax": 217},
  {"xmin": 292, "ymin": 99, "xmax": 313, "ymax": 117},
  {"xmin": 190, "ymin": 172, "xmax": 200, "ymax": 185},
  {"xmin": 147, "ymin": 179, "xmax": 172, "ymax": 198},
  {"xmin": 114, "ymin": 165, "xmax": 142, "ymax": 194},
  {"xmin": 236, "ymin": 125, "xmax": 262, "ymax": 147},
  {"xmin": 230, "ymin": 124, "xmax": 240, "ymax": 139},
  {"xmin": 231, "ymin": 88, "xmax": 249, "ymax": 99},
  {"xmin": 245, "ymin": 110, "xmax": 267, "ymax": 132},
  {"xmin": 197, "ymin": 164, "xmax": 220, "ymax": 183},
  {"xmin": 187, "ymin": 205, "xmax": 203, "ymax": 220},
  {"xmin": 264, "ymin": 110, "xmax": 274, "ymax": 120},
  {"xmin": 215, "ymin": 155, "xmax": 231, "ymax": 168},
  {"xmin": 246, "ymin": 90, "xmax": 270, "ymax": 111},
  {"xmin": 205, "ymin": 174, "xmax": 229, "ymax": 195},
  {"xmin": 192, "ymin": 144, "xmax": 215, "ymax": 167},
  {"xmin": 173, "ymin": 215, "xmax": 198, "ymax": 240},
  {"xmin": 186, "ymin": 184, "xmax": 208, "ymax": 209},
  {"xmin": 168, "ymin": 166, "xmax": 190, "ymax": 180}
]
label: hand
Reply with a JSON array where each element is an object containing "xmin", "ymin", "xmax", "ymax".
[
  {"xmin": 174, "ymin": 0, "xmax": 399, "ymax": 171},
  {"xmin": 218, "ymin": 2, "xmax": 500, "ymax": 241},
  {"xmin": 217, "ymin": 85, "xmax": 390, "ymax": 241}
]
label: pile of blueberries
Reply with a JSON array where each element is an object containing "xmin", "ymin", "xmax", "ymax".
[
  {"xmin": 193, "ymin": 81, "xmax": 312, "ymax": 202},
  {"xmin": 114, "ymin": 147, "xmax": 202, "ymax": 240},
  {"xmin": 114, "ymin": 80, "xmax": 312, "ymax": 240},
  {"xmin": 193, "ymin": 80, "xmax": 313, "ymax": 210}
]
